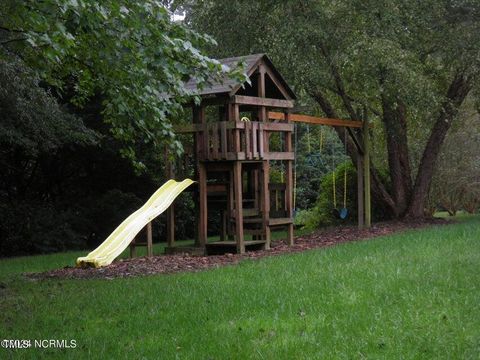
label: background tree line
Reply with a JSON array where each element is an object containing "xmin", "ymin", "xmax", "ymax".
[{"xmin": 1, "ymin": 0, "xmax": 479, "ymax": 256}]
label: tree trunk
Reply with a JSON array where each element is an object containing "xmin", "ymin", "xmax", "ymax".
[
  {"xmin": 406, "ymin": 72, "xmax": 472, "ymax": 217},
  {"xmin": 380, "ymin": 95, "xmax": 413, "ymax": 217}
]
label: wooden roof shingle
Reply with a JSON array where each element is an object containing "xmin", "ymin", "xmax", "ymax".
[{"xmin": 184, "ymin": 54, "xmax": 296, "ymax": 99}]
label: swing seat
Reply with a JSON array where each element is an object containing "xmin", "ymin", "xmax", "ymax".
[
  {"xmin": 331, "ymin": 208, "xmax": 341, "ymax": 218},
  {"xmin": 332, "ymin": 207, "xmax": 349, "ymax": 219}
]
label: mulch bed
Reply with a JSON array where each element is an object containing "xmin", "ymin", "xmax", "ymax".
[{"xmin": 27, "ymin": 218, "xmax": 449, "ymax": 281}]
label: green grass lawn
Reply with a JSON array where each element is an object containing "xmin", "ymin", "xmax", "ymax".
[{"xmin": 0, "ymin": 216, "xmax": 479, "ymax": 359}]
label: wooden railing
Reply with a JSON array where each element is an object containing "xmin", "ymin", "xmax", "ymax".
[{"xmin": 175, "ymin": 121, "xmax": 294, "ymax": 162}]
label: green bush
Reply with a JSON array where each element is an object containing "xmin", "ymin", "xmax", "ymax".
[
  {"xmin": 299, "ymin": 162, "xmax": 390, "ymax": 230},
  {"xmin": 301, "ymin": 162, "xmax": 358, "ymax": 229},
  {"xmin": 0, "ymin": 202, "xmax": 84, "ymax": 255}
]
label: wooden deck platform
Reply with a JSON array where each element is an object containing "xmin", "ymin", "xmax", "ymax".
[
  {"xmin": 164, "ymin": 246, "xmax": 206, "ymax": 256},
  {"xmin": 206, "ymin": 240, "xmax": 267, "ymax": 255}
]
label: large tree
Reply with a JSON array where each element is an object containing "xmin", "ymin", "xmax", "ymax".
[
  {"xmin": 183, "ymin": 0, "xmax": 480, "ymax": 218},
  {"xmin": 0, "ymin": 0, "xmax": 246, "ymax": 169}
]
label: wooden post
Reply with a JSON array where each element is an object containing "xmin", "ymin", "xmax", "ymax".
[
  {"xmin": 198, "ymin": 162, "xmax": 208, "ymax": 247},
  {"xmin": 257, "ymin": 64, "xmax": 271, "ymax": 247},
  {"xmin": 130, "ymin": 236, "xmax": 136, "ymax": 258},
  {"xmin": 357, "ymin": 154, "xmax": 365, "ymax": 229},
  {"xmin": 195, "ymin": 105, "xmax": 208, "ymax": 247},
  {"xmin": 234, "ymin": 162, "xmax": 245, "ymax": 253},
  {"xmin": 220, "ymin": 211, "xmax": 227, "ymax": 241},
  {"xmin": 284, "ymin": 112, "xmax": 294, "ymax": 246},
  {"xmin": 257, "ymin": 65, "xmax": 267, "ymax": 122},
  {"xmin": 167, "ymin": 205, "xmax": 174, "ymax": 247},
  {"xmin": 146, "ymin": 222, "xmax": 153, "ymax": 257},
  {"xmin": 363, "ymin": 116, "xmax": 371, "ymax": 228},
  {"xmin": 165, "ymin": 148, "xmax": 175, "ymax": 247},
  {"xmin": 260, "ymin": 161, "xmax": 271, "ymax": 248},
  {"xmin": 228, "ymin": 169, "xmax": 235, "ymax": 240}
]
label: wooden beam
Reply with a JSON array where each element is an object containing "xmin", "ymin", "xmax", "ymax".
[
  {"xmin": 262, "ymin": 122, "xmax": 294, "ymax": 132},
  {"xmin": 263, "ymin": 152, "xmax": 295, "ymax": 161},
  {"xmin": 184, "ymin": 95, "xmax": 229, "ymax": 107},
  {"xmin": 269, "ymin": 111, "xmax": 364, "ymax": 128},
  {"xmin": 232, "ymin": 95, "xmax": 294, "ymax": 109},
  {"xmin": 263, "ymin": 65, "xmax": 293, "ymax": 101}
]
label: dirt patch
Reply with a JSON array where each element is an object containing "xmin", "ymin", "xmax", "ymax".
[{"xmin": 27, "ymin": 218, "xmax": 449, "ymax": 280}]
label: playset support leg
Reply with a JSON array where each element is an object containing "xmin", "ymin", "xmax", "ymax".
[
  {"xmin": 146, "ymin": 222, "xmax": 153, "ymax": 257},
  {"xmin": 284, "ymin": 112, "xmax": 294, "ymax": 246},
  {"xmin": 234, "ymin": 162, "xmax": 245, "ymax": 254},
  {"xmin": 130, "ymin": 237, "xmax": 136, "ymax": 258},
  {"xmin": 198, "ymin": 162, "xmax": 208, "ymax": 247},
  {"xmin": 167, "ymin": 206, "xmax": 174, "ymax": 247},
  {"xmin": 357, "ymin": 154, "xmax": 365, "ymax": 229}
]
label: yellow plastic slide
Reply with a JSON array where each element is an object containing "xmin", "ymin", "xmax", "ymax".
[{"xmin": 76, "ymin": 179, "xmax": 194, "ymax": 268}]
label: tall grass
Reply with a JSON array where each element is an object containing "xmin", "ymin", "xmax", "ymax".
[{"xmin": 0, "ymin": 216, "xmax": 478, "ymax": 359}]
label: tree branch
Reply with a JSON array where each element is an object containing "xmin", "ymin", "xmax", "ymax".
[
  {"xmin": 318, "ymin": 42, "xmax": 360, "ymax": 120},
  {"xmin": 407, "ymin": 71, "xmax": 473, "ymax": 217}
]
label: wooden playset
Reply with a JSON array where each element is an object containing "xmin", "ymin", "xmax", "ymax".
[{"xmin": 148, "ymin": 54, "xmax": 372, "ymax": 256}]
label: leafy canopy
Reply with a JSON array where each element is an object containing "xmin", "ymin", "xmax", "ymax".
[{"xmin": 1, "ymin": 0, "xmax": 246, "ymax": 169}]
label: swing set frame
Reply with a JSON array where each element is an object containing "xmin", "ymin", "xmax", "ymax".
[{"xmin": 268, "ymin": 111, "xmax": 372, "ymax": 228}]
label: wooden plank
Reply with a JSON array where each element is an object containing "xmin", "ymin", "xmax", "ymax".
[
  {"xmin": 225, "ymin": 152, "xmax": 246, "ymax": 161},
  {"xmin": 258, "ymin": 123, "xmax": 264, "ymax": 157},
  {"xmin": 252, "ymin": 122, "xmax": 258, "ymax": 158},
  {"xmin": 269, "ymin": 111, "xmax": 364, "ymax": 128},
  {"xmin": 207, "ymin": 240, "xmax": 266, "ymax": 247},
  {"xmin": 263, "ymin": 152, "xmax": 295, "ymax": 160},
  {"xmin": 175, "ymin": 121, "xmax": 242, "ymax": 134},
  {"xmin": 233, "ymin": 105, "xmax": 241, "ymax": 152},
  {"xmin": 232, "ymin": 95, "xmax": 294, "ymax": 109},
  {"xmin": 262, "ymin": 122, "xmax": 294, "ymax": 132},
  {"xmin": 245, "ymin": 121, "xmax": 251, "ymax": 159},
  {"xmin": 220, "ymin": 121, "xmax": 227, "ymax": 158},
  {"xmin": 207, "ymin": 183, "xmax": 228, "ymax": 193},
  {"xmin": 211, "ymin": 123, "xmax": 219, "ymax": 160},
  {"xmin": 269, "ymin": 217, "xmax": 293, "ymax": 226}
]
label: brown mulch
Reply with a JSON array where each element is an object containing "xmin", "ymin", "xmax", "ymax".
[{"xmin": 27, "ymin": 218, "xmax": 449, "ymax": 281}]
